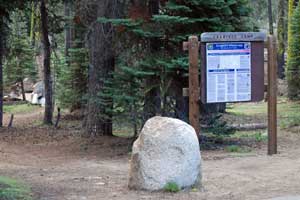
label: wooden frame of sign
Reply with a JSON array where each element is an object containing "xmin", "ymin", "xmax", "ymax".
[{"xmin": 183, "ymin": 32, "xmax": 278, "ymax": 155}]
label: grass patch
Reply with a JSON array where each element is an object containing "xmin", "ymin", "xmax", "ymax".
[
  {"xmin": 0, "ymin": 176, "xmax": 32, "ymax": 200},
  {"xmin": 113, "ymin": 120, "xmax": 136, "ymax": 138},
  {"xmin": 279, "ymin": 102, "xmax": 300, "ymax": 129},
  {"xmin": 227, "ymin": 102, "xmax": 266, "ymax": 116},
  {"xmin": 31, "ymin": 119, "xmax": 44, "ymax": 127},
  {"xmin": 164, "ymin": 182, "xmax": 180, "ymax": 193},
  {"xmin": 4, "ymin": 104, "xmax": 40, "ymax": 114},
  {"xmin": 280, "ymin": 117, "xmax": 300, "ymax": 129},
  {"xmin": 233, "ymin": 131, "xmax": 268, "ymax": 142},
  {"xmin": 113, "ymin": 128, "xmax": 135, "ymax": 138},
  {"xmin": 225, "ymin": 145, "xmax": 251, "ymax": 153},
  {"xmin": 253, "ymin": 132, "xmax": 268, "ymax": 142},
  {"xmin": 227, "ymin": 98, "xmax": 300, "ymax": 129}
]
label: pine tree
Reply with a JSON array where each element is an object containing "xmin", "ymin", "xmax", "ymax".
[
  {"xmin": 249, "ymin": 0, "xmax": 279, "ymax": 30},
  {"xmin": 40, "ymin": 0, "xmax": 53, "ymax": 124},
  {"xmin": 277, "ymin": 0, "xmax": 287, "ymax": 79},
  {"xmin": 75, "ymin": 0, "xmax": 122, "ymax": 137},
  {"xmin": 4, "ymin": 11, "xmax": 37, "ymax": 100},
  {"xmin": 56, "ymin": 47, "xmax": 88, "ymax": 110},
  {"xmin": 56, "ymin": 0, "xmax": 88, "ymax": 111},
  {"xmin": 0, "ymin": 0, "xmax": 30, "ymax": 126},
  {"xmin": 100, "ymin": 0, "xmax": 255, "ymax": 132},
  {"xmin": 287, "ymin": 0, "xmax": 299, "ymax": 67},
  {"xmin": 287, "ymin": 3, "xmax": 300, "ymax": 100}
]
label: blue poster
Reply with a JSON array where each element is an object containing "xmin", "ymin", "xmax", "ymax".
[{"xmin": 206, "ymin": 42, "xmax": 251, "ymax": 103}]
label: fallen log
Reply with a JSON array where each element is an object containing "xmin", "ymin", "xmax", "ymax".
[{"xmin": 201, "ymin": 123, "xmax": 267, "ymax": 131}]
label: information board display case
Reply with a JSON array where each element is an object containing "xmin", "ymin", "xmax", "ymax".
[{"xmin": 200, "ymin": 32, "xmax": 266, "ymax": 104}]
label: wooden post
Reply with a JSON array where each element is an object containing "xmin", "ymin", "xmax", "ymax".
[
  {"xmin": 267, "ymin": 35, "xmax": 277, "ymax": 155},
  {"xmin": 183, "ymin": 36, "xmax": 200, "ymax": 136}
]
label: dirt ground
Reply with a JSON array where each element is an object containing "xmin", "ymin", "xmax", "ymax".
[{"xmin": 1, "ymin": 108, "xmax": 300, "ymax": 200}]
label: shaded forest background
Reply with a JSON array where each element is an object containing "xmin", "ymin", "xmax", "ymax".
[{"xmin": 0, "ymin": 0, "xmax": 299, "ymax": 137}]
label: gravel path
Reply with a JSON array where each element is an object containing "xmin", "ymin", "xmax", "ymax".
[{"xmin": 0, "ymin": 109, "xmax": 300, "ymax": 200}]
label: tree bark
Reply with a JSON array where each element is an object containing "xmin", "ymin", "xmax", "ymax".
[
  {"xmin": 277, "ymin": 0, "xmax": 287, "ymax": 79},
  {"xmin": 85, "ymin": 23, "xmax": 114, "ymax": 136},
  {"xmin": 30, "ymin": 1, "xmax": 38, "ymax": 47},
  {"xmin": 84, "ymin": 0, "xmax": 117, "ymax": 136},
  {"xmin": 64, "ymin": 0, "xmax": 73, "ymax": 60},
  {"xmin": 20, "ymin": 79, "xmax": 26, "ymax": 101},
  {"xmin": 0, "ymin": 19, "xmax": 3, "ymax": 127},
  {"xmin": 40, "ymin": 0, "xmax": 53, "ymax": 124},
  {"xmin": 288, "ymin": 0, "xmax": 299, "ymax": 64},
  {"xmin": 268, "ymin": 0, "xmax": 274, "ymax": 35},
  {"xmin": 143, "ymin": 0, "xmax": 161, "ymax": 120}
]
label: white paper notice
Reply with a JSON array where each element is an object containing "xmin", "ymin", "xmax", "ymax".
[{"xmin": 206, "ymin": 42, "xmax": 251, "ymax": 103}]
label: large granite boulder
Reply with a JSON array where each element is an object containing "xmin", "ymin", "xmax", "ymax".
[{"xmin": 128, "ymin": 116, "xmax": 201, "ymax": 191}]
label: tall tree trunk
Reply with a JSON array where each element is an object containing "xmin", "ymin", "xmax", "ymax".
[
  {"xmin": 288, "ymin": 0, "xmax": 299, "ymax": 62},
  {"xmin": 84, "ymin": 0, "xmax": 116, "ymax": 136},
  {"xmin": 30, "ymin": 1, "xmax": 38, "ymax": 46},
  {"xmin": 64, "ymin": 0, "xmax": 73, "ymax": 60},
  {"xmin": 0, "ymin": 19, "xmax": 3, "ymax": 127},
  {"xmin": 40, "ymin": 0, "xmax": 53, "ymax": 124},
  {"xmin": 34, "ymin": 0, "xmax": 44, "ymax": 81},
  {"xmin": 277, "ymin": 0, "xmax": 287, "ymax": 79},
  {"xmin": 68, "ymin": 1, "xmax": 87, "ymax": 111},
  {"xmin": 143, "ymin": 0, "xmax": 161, "ymax": 121},
  {"xmin": 85, "ymin": 23, "xmax": 114, "ymax": 136},
  {"xmin": 20, "ymin": 79, "xmax": 26, "ymax": 101},
  {"xmin": 287, "ymin": 0, "xmax": 300, "ymax": 99},
  {"xmin": 268, "ymin": 0, "xmax": 274, "ymax": 35}
]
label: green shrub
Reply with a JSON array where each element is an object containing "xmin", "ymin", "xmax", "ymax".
[
  {"xmin": 254, "ymin": 132, "xmax": 268, "ymax": 142},
  {"xmin": 164, "ymin": 182, "xmax": 180, "ymax": 193},
  {"xmin": 0, "ymin": 176, "xmax": 32, "ymax": 200},
  {"xmin": 205, "ymin": 114, "xmax": 236, "ymax": 136}
]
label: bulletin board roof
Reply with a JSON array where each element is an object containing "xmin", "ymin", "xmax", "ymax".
[{"xmin": 201, "ymin": 32, "xmax": 267, "ymax": 42}]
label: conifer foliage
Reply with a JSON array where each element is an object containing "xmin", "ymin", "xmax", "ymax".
[
  {"xmin": 0, "ymin": 0, "xmax": 30, "ymax": 126},
  {"xmin": 4, "ymin": 11, "xmax": 37, "ymax": 92},
  {"xmin": 287, "ymin": 2, "xmax": 300, "ymax": 100},
  {"xmin": 100, "ymin": 0, "xmax": 255, "ymax": 133},
  {"xmin": 0, "ymin": 0, "xmax": 260, "ymax": 136}
]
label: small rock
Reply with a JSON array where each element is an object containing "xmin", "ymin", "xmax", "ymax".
[{"xmin": 95, "ymin": 182, "xmax": 105, "ymax": 186}]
